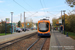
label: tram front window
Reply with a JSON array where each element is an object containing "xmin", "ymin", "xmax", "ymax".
[{"xmin": 39, "ymin": 23, "xmax": 49, "ymax": 32}]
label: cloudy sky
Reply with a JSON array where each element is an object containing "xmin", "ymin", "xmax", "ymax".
[{"xmin": 0, "ymin": 0, "xmax": 74, "ymax": 23}]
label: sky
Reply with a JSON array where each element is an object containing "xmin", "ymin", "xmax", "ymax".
[{"xmin": 0, "ymin": 0, "xmax": 74, "ymax": 23}]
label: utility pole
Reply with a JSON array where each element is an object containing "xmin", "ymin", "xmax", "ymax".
[
  {"xmin": 20, "ymin": 13, "xmax": 22, "ymax": 27},
  {"xmin": 11, "ymin": 12, "xmax": 13, "ymax": 34},
  {"xmin": 20, "ymin": 13, "xmax": 22, "ymax": 22},
  {"xmin": 5, "ymin": 21, "xmax": 6, "ymax": 35},
  {"xmin": 24, "ymin": 12, "xmax": 25, "ymax": 31},
  {"xmin": 61, "ymin": 11, "xmax": 62, "ymax": 25},
  {"xmin": 63, "ymin": 10, "xmax": 66, "ymax": 35}
]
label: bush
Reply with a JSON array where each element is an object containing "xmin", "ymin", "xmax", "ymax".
[{"xmin": 0, "ymin": 21, "xmax": 11, "ymax": 33}]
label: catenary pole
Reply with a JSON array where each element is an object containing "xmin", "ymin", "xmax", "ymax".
[
  {"xmin": 24, "ymin": 12, "xmax": 25, "ymax": 31},
  {"xmin": 11, "ymin": 12, "xmax": 13, "ymax": 34},
  {"xmin": 61, "ymin": 11, "xmax": 62, "ymax": 25},
  {"xmin": 20, "ymin": 13, "xmax": 22, "ymax": 22},
  {"xmin": 63, "ymin": 10, "xmax": 66, "ymax": 35}
]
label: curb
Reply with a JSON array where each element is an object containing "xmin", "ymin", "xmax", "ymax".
[{"xmin": 49, "ymin": 31, "xmax": 52, "ymax": 50}]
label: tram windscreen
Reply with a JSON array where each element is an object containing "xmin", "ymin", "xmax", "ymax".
[{"xmin": 39, "ymin": 22, "xmax": 49, "ymax": 32}]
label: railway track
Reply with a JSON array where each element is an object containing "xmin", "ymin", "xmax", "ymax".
[
  {"xmin": 27, "ymin": 38, "xmax": 47, "ymax": 50},
  {"xmin": 0, "ymin": 32, "xmax": 37, "ymax": 50},
  {"xmin": 0, "ymin": 32, "xmax": 50, "ymax": 50}
]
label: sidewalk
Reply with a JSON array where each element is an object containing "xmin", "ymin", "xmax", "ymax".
[
  {"xmin": 0, "ymin": 30, "xmax": 37, "ymax": 44},
  {"xmin": 49, "ymin": 30, "xmax": 75, "ymax": 50}
]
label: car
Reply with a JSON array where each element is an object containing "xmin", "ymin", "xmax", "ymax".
[
  {"xmin": 31, "ymin": 27, "xmax": 37, "ymax": 30},
  {"xmin": 16, "ymin": 28, "xmax": 22, "ymax": 32},
  {"xmin": 21, "ymin": 28, "xmax": 24, "ymax": 31},
  {"xmin": 25, "ymin": 28, "xmax": 30, "ymax": 31},
  {"xmin": 21, "ymin": 28, "xmax": 30, "ymax": 31}
]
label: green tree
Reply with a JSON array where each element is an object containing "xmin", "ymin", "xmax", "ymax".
[
  {"xmin": 69, "ymin": 14, "xmax": 75, "ymax": 32},
  {"xmin": 0, "ymin": 21, "xmax": 5, "ymax": 33},
  {"xmin": 66, "ymin": 0, "xmax": 75, "ymax": 7},
  {"xmin": 52, "ymin": 18, "xmax": 58, "ymax": 28},
  {"xmin": 52, "ymin": 18, "xmax": 57, "ymax": 26},
  {"xmin": 61, "ymin": 14, "xmax": 68, "ymax": 25},
  {"xmin": 26, "ymin": 20, "xmax": 33, "ymax": 28},
  {"xmin": 18, "ymin": 21, "xmax": 21, "ymax": 27},
  {"xmin": 0, "ymin": 21, "xmax": 11, "ymax": 33},
  {"xmin": 60, "ymin": 13, "xmax": 75, "ymax": 33}
]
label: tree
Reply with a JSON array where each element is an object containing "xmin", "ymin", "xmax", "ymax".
[
  {"xmin": 60, "ymin": 13, "xmax": 75, "ymax": 33},
  {"xmin": 66, "ymin": 0, "xmax": 75, "ymax": 7},
  {"xmin": 68, "ymin": 14, "xmax": 75, "ymax": 32},
  {"xmin": 52, "ymin": 18, "xmax": 57, "ymax": 26},
  {"xmin": 61, "ymin": 14, "xmax": 68, "ymax": 25},
  {"xmin": 0, "ymin": 21, "xmax": 11, "ymax": 33},
  {"xmin": 18, "ymin": 21, "xmax": 21, "ymax": 27},
  {"xmin": 52, "ymin": 18, "xmax": 58, "ymax": 28},
  {"xmin": 26, "ymin": 19, "xmax": 33, "ymax": 28}
]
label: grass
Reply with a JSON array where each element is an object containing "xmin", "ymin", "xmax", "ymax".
[
  {"xmin": 0, "ymin": 33, "xmax": 11, "ymax": 36},
  {"xmin": 64, "ymin": 31, "xmax": 75, "ymax": 40}
]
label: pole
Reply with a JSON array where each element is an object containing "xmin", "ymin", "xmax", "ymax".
[
  {"xmin": 24, "ymin": 12, "xmax": 25, "ymax": 31},
  {"xmin": 61, "ymin": 11, "xmax": 62, "ymax": 25},
  {"xmin": 20, "ymin": 13, "xmax": 22, "ymax": 22},
  {"xmin": 11, "ymin": 12, "xmax": 13, "ymax": 34},
  {"xmin": 20, "ymin": 13, "xmax": 22, "ymax": 27},
  {"xmin": 5, "ymin": 21, "xmax": 6, "ymax": 35},
  {"xmin": 63, "ymin": 10, "xmax": 65, "ymax": 35}
]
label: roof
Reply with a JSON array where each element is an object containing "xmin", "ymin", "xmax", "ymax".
[{"xmin": 40, "ymin": 19, "xmax": 49, "ymax": 20}]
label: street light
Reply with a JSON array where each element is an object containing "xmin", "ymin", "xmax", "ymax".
[{"xmin": 63, "ymin": 10, "xmax": 66, "ymax": 35}]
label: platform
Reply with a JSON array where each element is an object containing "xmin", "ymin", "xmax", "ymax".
[
  {"xmin": 49, "ymin": 30, "xmax": 75, "ymax": 50},
  {"xmin": 0, "ymin": 30, "xmax": 37, "ymax": 44}
]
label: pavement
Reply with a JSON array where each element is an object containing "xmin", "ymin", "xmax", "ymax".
[
  {"xmin": 49, "ymin": 30, "xmax": 75, "ymax": 50},
  {"xmin": 0, "ymin": 30, "xmax": 37, "ymax": 44}
]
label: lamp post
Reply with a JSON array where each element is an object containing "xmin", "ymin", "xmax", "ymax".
[
  {"xmin": 11, "ymin": 12, "xmax": 13, "ymax": 34},
  {"xmin": 63, "ymin": 10, "xmax": 66, "ymax": 35}
]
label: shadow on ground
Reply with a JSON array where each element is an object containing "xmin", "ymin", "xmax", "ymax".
[{"xmin": 39, "ymin": 36, "xmax": 51, "ymax": 38}]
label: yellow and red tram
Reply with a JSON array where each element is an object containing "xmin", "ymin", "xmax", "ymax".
[{"xmin": 37, "ymin": 19, "xmax": 51, "ymax": 36}]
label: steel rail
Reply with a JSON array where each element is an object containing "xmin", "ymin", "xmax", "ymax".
[
  {"xmin": 40, "ymin": 38, "xmax": 47, "ymax": 50},
  {"xmin": 0, "ymin": 33, "xmax": 37, "ymax": 50},
  {"xmin": 27, "ymin": 38, "xmax": 40, "ymax": 50}
]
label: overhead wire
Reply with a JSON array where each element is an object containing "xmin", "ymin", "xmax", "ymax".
[
  {"xmin": 40, "ymin": 0, "xmax": 45, "ymax": 12},
  {"xmin": 13, "ymin": 0, "xmax": 35, "ymax": 15},
  {"xmin": 54, "ymin": 11, "xmax": 61, "ymax": 16},
  {"xmin": 23, "ymin": 0, "xmax": 34, "ymax": 9},
  {"xmin": 47, "ymin": 11, "xmax": 61, "ymax": 17},
  {"xmin": 13, "ymin": 0, "xmax": 61, "ymax": 18},
  {"xmin": 26, "ymin": 12, "xmax": 38, "ymax": 17},
  {"xmin": 22, "ymin": 0, "xmax": 39, "ymax": 17},
  {"xmin": 43, "ymin": 0, "xmax": 46, "ymax": 8},
  {"xmin": 13, "ymin": 0, "xmax": 40, "ymax": 18}
]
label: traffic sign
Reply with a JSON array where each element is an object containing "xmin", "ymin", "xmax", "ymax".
[{"xmin": 27, "ymin": 23, "xmax": 29, "ymax": 25}]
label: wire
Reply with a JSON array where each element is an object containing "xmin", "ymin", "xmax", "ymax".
[
  {"xmin": 40, "ymin": 0, "xmax": 45, "ymax": 12},
  {"xmin": 47, "ymin": 11, "xmax": 61, "ymax": 17},
  {"xmin": 27, "ymin": 12, "xmax": 38, "ymax": 17},
  {"xmin": 13, "ymin": 0, "xmax": 40, "ymax": 17},
  {"xmin": 13, "ymin": 0, "xmax": 33, "ymax": 15},
  {"xmin": 23, "ymin": 0, "xmax": 34, "ymax": 9},
  {"xmin": 43, "ymin": 0, "xmax": 46, "ymax": 8},
  {"xmin": 40, "ymin": 0, "xmax": 44, "ymax": 8},
  {"xmin": 55, "ymin": 11, "xmax": 61, "ymax": 16}
]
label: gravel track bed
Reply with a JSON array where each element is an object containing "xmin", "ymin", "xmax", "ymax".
[
  {"xmin": 42, "ymin": 38, "xmax": 50, "ymax": 50},
  {"xmin": 2, "ymin": 34, "xmax": 38, "ymax": 50},
  {"xmin": 29, "ymin": 38, "xmax": 45, "ymax": 50}
]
